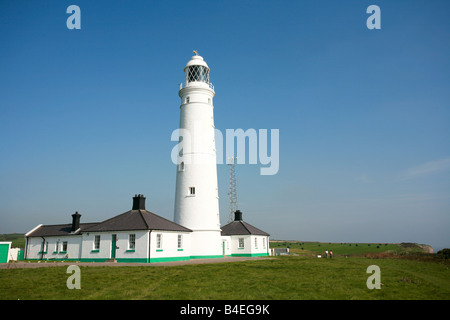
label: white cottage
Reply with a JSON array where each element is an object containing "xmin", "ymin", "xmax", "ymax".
[
  {"xmin": 24, "ymin": 197, "xmax": 270, "ymax": 262},
  {"xmin": 25, "ymin": 195, "xmax": 192, "ymax": 263},
  {"xmin": 221, "ymin": 210, "xmax": 270, "ymax": 257}
]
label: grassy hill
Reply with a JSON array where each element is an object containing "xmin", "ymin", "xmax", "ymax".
[
  {"xmin": 270, "ymin": 240, "xmax": 433, "ymax": 256},
  {"xmin": 0, "ymin": 233, "xmax": 25, "ymax": 248}
]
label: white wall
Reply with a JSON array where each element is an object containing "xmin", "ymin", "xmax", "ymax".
[
  {"xmin": 189, "ymin": 230, "xmax": 222, "ymax": 258},
  {"xmin": 25, "ymin": 237, "xmax": 42, "ymax": 259},
  {"xmin": 25, "ymin": 230, "xmax": 195, "ymax": 262},
  {"xmin": 252, "ymin": 235, "xmax": 270, "ymax": 255},
  {"xmin": 26, "ymin": 232, "xmax": 150, "ymax": 261},
  {"xmin": 26, "ymin": 236, "xmax": 82, "ymax": 260},
  {"xmin": 150, "ymin": 230, "xmax": 191, "ymax": 262},
  {"xmin": 227, "ymin": 235, "xmax": 270, "ymax": 256},
  {"xmin": 81, "ymin": 231, "xmax": 150, "ymax": 261},
  {"xmin": 230, "ymin": 235, "xmax": 250, "ymax": 255},
  {"xmin": 81, "ymin": 232, "xmax": 110, "ymax": 261},
  {"xmin": 114, "ymin": 231, "xmax": 149, "ymax": 262},
  {"xmin": 9, "ymin": 248, "xmax": 19, "ymax": 261},
  {"xmin": 221, "ymin": 236, "xmax": 231, "ymax": 256},
  {"xmin": 174, "ymin": 84, "xmax": 221, "ymax": 234}
]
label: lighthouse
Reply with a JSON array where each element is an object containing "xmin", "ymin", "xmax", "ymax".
[
  {"xmin": 173, "ymin": 53, "xmax": 222, "ymax": 258},
  {"xmin": 24, "ymin": 52, "xmax": 270, "ymax": 263}
]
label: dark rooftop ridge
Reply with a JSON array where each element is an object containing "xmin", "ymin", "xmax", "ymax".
[
  {"xmin": 221, "ymin": 210, "xmax": 269, "ymax": 237},
  {"xmin": 26, "ymin": 194, "xmax": 191, "ymax": 237}
]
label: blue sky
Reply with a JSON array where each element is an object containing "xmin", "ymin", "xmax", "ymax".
[{"xmin": 1, "ymin": 0, "xmax": 449, "ymax": 251}]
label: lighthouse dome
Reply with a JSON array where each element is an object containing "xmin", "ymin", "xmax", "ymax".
[{"xmin": 184, "ymin": 55, "xmax": 210, "ymax": 71}]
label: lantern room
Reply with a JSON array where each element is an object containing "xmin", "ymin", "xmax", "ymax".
[{"xmin": 184, "ymin": 53, "xmax": 211, "ymax": 87}]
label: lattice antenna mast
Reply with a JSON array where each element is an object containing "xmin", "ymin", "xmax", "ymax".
[{"xmin": 228, "ymin": 156, "xmax": 238, "ymax": 222}]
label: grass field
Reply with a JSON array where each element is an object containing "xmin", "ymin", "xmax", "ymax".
[
  {"xmin": 1, "ymin": 255, "xmax": 449, "ymax": 300},
  {"xmin": 1, "ymin": 236, "xmax": 448, "ymax": 300}
]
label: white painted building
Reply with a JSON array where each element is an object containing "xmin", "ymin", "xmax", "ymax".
[
  {"xmin": 25, "ymin": 195, "xmax": 192, "ymax": 263},
  {"xmin": 220, "ymin": 210, "xmax": 270, "ymax": 257},
  {"xmin": 24, "ymin": 54, "xmax": 269, "ymax": 263},
  {"xmin": 174, "ymin": 53, "xmax": 222, "ymax": 259}
]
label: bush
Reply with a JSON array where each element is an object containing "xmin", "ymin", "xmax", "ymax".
[{"xmin": 437, "ymin": 249, "xmax": 450, "ymax": 259}]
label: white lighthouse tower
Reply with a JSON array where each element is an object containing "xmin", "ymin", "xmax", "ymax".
[{"xmin": 174, "ymin": 52, "xmax": 222, "ymax": 258}]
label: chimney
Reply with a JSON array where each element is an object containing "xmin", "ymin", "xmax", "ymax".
[
  {"xmin": 234, "ymin": 210, "xmax": 243, "ymax": 221},
  {"xmin": 132, "ymin": 194, "xmax": 146, "ymax": 210},
  {"xmin": 71, "ymin": 212, "xmax": 81, "ymax": 232}
]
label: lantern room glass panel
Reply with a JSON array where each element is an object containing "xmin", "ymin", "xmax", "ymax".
[{"xmin": 186, "ymin": 65, "xmax": 210, "ymax": 84}]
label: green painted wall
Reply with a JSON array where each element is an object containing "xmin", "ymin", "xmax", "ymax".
[
  {"xmin": 0, "ymin": 244, "xmax": 10, "ymax": 263},
  {"xmin": 23, "ymin": 253, "xmax": 269, "ymax": 263},
  {"xmin": 229, "ymin": 253, "xmax": 269, "ymax": 257}
]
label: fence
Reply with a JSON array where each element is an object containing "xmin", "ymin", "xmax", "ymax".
[{"xmin": 271, "ymin": 248, "xmax": 290, "ymax": 256}]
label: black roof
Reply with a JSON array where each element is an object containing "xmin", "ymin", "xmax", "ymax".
[
  {"xmin": 83, "ymin": 209, "xmax": 191, "ymax": 233},
  {"xmin": 26, "ymin": 195, "xmax": 192, "ymax": 237},
  {"xmin": 221, "ymin": 220, "xmax": 269, "ymax": 236},
  {"xmin": 27, "ymin": 210, "xmax": 191, "ymax": 237},
  {"xmin": 221, "ymin": 210, "xmax": 269, "ymax": 236},
  {"xmin": 26, "ymin": 223, "xmax": 99, "ymax": 237}
]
